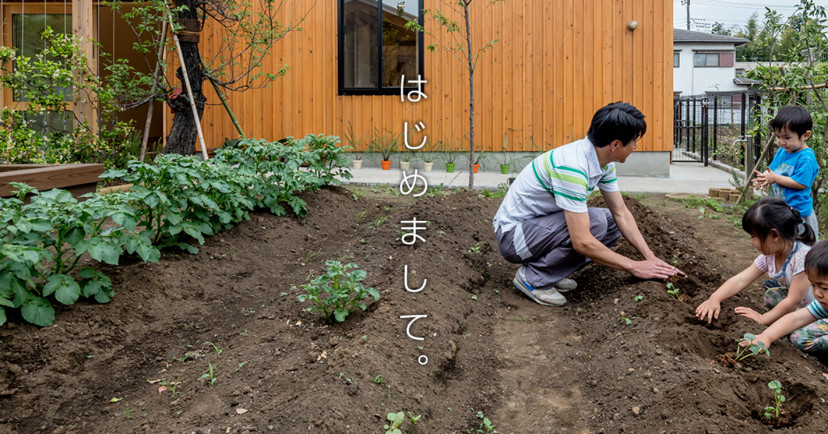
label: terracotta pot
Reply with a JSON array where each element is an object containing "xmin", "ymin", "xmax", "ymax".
[
  {"xmin": 352, "ymin": 159, "xmax": 363, "ymax": 170},
  {"xmin": 400, "ymin": 161, "xmax": 411, "ymax": 171},
  {"xmin": 381, "ymin": 160, "xmax": 392, "ymax": 170},
  {"xmin": 473, "ymin": 163, "xmax": 479, "ymax": 173},
  {"xmin": 445, "ymin": 163, "xmax": 456, "ymax": 173},
  {"xmin": 423, "ymin": 162, "xmax": 434, "ymax": 172}
]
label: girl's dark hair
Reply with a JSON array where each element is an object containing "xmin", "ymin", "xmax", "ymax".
[
  {"xmin": 770, "ymin": 105, "xmax": 813, "ymax": 137},
  {"xmin": 742, "ymin": 198, "xmax": 815, "ymax": 246},
  {"xmin": 587, "ymin": 102, "xmax": 647, "ymax": 147},
  {"xmin": 805, "ymin": 241, "xmax": 828, "ymax": 277}
]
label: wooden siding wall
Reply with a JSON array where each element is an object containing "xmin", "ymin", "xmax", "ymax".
[{"xmin": 183, "ymin": 0, "xmax": 673, "ymax": 153}]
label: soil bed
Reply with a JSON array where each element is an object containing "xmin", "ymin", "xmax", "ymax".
[{"xmin": 1, "ymin": 188, "xmax": 828, "ymax": 433}]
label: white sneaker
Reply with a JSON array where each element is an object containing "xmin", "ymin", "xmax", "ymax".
[
  {"xmin": 512, "ymin": 266, "xmax": 567, "ymax": 306},
  {"xmin": 555, "ymin": 278, "xmax": 578, "ymax": 292}
]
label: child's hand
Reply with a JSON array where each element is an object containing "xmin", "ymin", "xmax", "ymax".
[
  {"xmin": 740, "ymin": 334, "xmax": 771, "ymax": 350},
  {"xmin": 752, "ymin": 169, "xmax": 774, "ymax": 189},
  {"xmin": 734, "ymin": 306, "xmax": 766, "ymax": 325},
  {"xmin": 695, "ymin": 299, "xmax": 721, "ymax": 323}
]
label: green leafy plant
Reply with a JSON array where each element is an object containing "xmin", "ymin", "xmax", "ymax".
[
  {"xmin": 736, "ymin": 333, "xmax": 770, "ymax": 361},
  {"xmin": 763, "ymin": 380, "xmax": 786, "ymax": 421},
  {"xmin": 373, "ymin": 375, "xmax": 383, "ymax": 384},
  {"xmin": 384, "ymin": 411, "xmax": 405, "ymax": 434},
  {"xmin": 0, "ymin": 184, "xmax": 156, "ymax": 326},
  {"xmin": 620, "ymin": 317, "xmax": 632, "ymax": 325},
  {"xmin": 0, "ymin": 28, "xmax": 137, "ymax": 169},
  {"xmin": 297, "ymin": 261, "xmax": 380, "ymax": 322},
  {"xmin": 666, "ymin": 282, "xmax": 680, "ymax": 300},
  {"xmin": 475, "ymin": 411, "xmax": 500, "ymax": 433},
  {"xmin": 634, "ymin": 294, "xmax": 644, "ymax": 302}
]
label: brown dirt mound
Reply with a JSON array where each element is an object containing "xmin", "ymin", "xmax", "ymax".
[{"xmin": 1, "ymin": 188, "xmax": 827, "ymax": 433}]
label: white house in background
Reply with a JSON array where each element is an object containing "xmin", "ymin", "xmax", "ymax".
[{"xmin": 673, "ymin": 29, "xmax": 754, "ymax": 98}]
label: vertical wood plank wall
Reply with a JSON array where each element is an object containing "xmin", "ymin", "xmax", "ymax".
[{"xmin": 187, "ymin": 0, "xmax": 673, "ymax": 153}]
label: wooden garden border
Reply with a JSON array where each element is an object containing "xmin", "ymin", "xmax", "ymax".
[{"xmin": 0, "ymin": 164, "xmax": 103, "ymax": 198}]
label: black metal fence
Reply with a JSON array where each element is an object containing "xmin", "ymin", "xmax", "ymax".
[{"xmin": 673, "ymin": 93, "xmax": 763, "ymax": 169}]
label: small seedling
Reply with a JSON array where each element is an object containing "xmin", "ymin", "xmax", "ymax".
[
  {"xmin": 763, "ymin": 380, "xmax": 786, "ymax": 421},
  {"xmin": 666, "ymin": 282, "xmax": 680, "ymax": 300},
  {"xmin": 475, "ymin": 411, "xmax": 500, "ymax": 433},
  {"xmin": 374, "ymin": 375, "xmax": 383, "ymax": 384},
  {"xmin": 634, "ymin": 294, "xmax": 644, "ymax": 302},
  {"xmin": 236, "ymin": 361, "xmax": 248, "ymax": 372},
  {"xmin": 384, "ymin": 411, "xmax": 405, "ymax": 434},
  {"xmin": 620, "ymin": 317, "xmax": 632, "ymax": 325},
  {"xmin": 407, "ymin": 411, "xmax": 422, "ymax": 424},
  {"xmin": 199, "ymin": 362, "xmax": 217, "ymax": 386},
  {"xmin": 735, "ymin": 333, "xmax": 770, "ymax": 361},
  {"xmin": 204, "ymin": 342, "xmax": 222, "ymax": 357}
]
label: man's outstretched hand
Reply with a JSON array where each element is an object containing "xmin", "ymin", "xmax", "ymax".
[{"xmin": 630, "ymin": 258, "xmax": 685, "ymax": 280}]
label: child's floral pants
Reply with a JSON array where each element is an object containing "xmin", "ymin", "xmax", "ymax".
[{"xmin": 765, "ymin": 286, "xmax": 828, "ymax": 354}]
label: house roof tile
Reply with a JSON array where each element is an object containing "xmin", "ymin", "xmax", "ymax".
[{"xmin": 674, "ymin": 29, "xmax": 749, "ymax": 46}]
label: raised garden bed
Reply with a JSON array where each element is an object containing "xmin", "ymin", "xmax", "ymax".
[{"xmin": 0, "ymin": 164, "xmax": 103, "ymax": 198}]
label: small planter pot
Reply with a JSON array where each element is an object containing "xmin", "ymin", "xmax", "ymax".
[
  {"xmin": 473, "ymin": 163, "xmax": 479, "ymax": 174},
  {"xmin": 400, "ymin": 161, "xmax": 411, "ymax": 171},
  {"xmin": 445, "ymin": 163, "xmax": 456, "ymax": 173},
  {"xmin": 423, "ymin": 162, "xmax": 434, "ymax": 172},
  {"xmin": 381, "ymin": 160, "xmax": 392, "ymax": 170},
  {"xmin": 352, "ymin": 159, "xmax": 363, "ymax": 170},
  {"xmin": 500, "ymin": 164, "xmax": 510, "ymax": 174}
]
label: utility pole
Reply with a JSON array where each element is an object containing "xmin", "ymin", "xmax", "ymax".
[{"xmin": 682, "ymin": 0, "xmax": 690, "ymax": 30}]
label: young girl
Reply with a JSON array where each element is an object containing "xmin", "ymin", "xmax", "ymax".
[{"xmin": 696, "ymin": 198, "xmax": 816, "ymax": 333}]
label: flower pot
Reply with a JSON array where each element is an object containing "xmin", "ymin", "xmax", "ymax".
[
  {"xmin": 423, "ymin": 162, "xmax": 434, "ymax": 172},
  {"xmin": 473, "ymin": 163, "xmax": 479, "ymax": 174},
  {"xmin": 500, "ymin": 164, "xmax": 510, "ymax": 174},
  {"xmin": 400, "ymin": 161, "xmax": 411, "ymax": 171},
  {"xmin": 445, "ymin": 163, "xmax": 456, "ymax": 173},
  {"xmin": 352, "ymin": 159, "xmax": 363, "ymax": 170},
  {"xmin": 381, "ymin": 160, "xmax": 392, "ymax": 170}
]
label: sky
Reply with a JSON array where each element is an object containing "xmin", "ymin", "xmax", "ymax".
[{"xmin": 673, "ymin": 0, "xmax": 803, "ymax": 33}]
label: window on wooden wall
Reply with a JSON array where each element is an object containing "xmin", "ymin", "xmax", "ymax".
[
  {"xmin": 339, "ymin": 0, "xmax": 424, "ymax": 95},
  {"xmin": 693, "ymin": 52, "xmax": 734, "ymax": 68},
  {"xmin": 7, "ymin": 10, "xmax": 74, "ymax": 135}
]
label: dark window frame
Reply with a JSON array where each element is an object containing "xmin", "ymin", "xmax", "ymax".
[
  {"xmin": 673, "ymin": 52, "xmax": 680, "ymax": 68},
  {"xmin": 337, "ymin": 0, "xmax": 425, "ymax": 96}
]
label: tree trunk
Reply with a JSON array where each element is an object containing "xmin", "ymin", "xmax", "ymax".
[
  {"xmin": 163, "ymin": 0, "xmax": 206, "ymax": 156},
  {"xmin": 464, "ymin": 1, "xmax": 475, "ymax": 190}
]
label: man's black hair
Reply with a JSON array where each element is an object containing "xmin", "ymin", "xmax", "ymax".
[
  {"xmin": 587, "ymin": 102, "xmax": 647, "ymax": 148},
  {"xmin": 770, "ymin": 105, "xmax": 812, "ymax": 137},
  {"xmin": 805, "ymin": 240, "xmax": 828, "ymax": 278}
]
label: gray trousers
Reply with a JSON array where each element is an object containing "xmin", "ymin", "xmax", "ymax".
[
  {"xmin": 496, "ymin": 208, "xmax": 622, "ymax": 290},
  {"xmin": 805, "ymin": 212, "xmax": 819, "ymax": 241}
]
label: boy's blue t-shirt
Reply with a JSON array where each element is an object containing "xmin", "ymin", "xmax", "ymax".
[{"xmin": 769, "ymin": 146, "xmax": 819, "ymax": 217}]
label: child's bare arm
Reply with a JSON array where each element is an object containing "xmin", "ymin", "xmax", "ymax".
[
  {"xmin": 765, "ymin": 170, "xmax": 808, "ymax": 190},
  {"xmin": 736, "ymin": 272, "xmax": 810, "ymax": 325},
  {"xmin": 755, "ymin": 308, "xmax": 818, "ymax": 349},
  {"xmin": 696, "ymin": 264, "xmax": 764, "ymax": 323}
]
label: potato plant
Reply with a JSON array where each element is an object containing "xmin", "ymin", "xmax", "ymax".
[
  {"xmin": 2, "ymin": 136, "xmax": 351, "ymax": 327},
  {"xmin": 0, "ymin": 184, "xmax": 157, "ymax": 326},
  {"xmin": 297, "ymin": 261, "xmax": 380, "ymax": 323}
]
